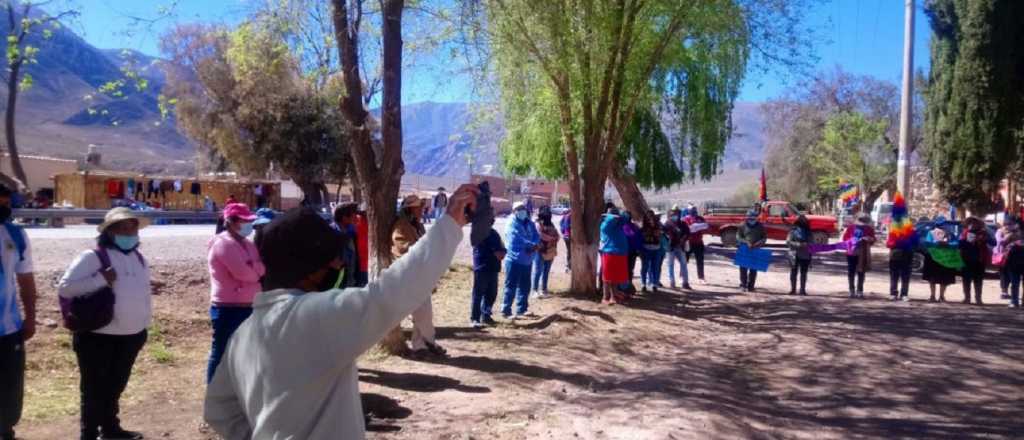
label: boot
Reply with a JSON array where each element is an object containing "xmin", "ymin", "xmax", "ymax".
[{"xmin": 975, "ymin": 292, "xmax": 984, "ymax": 305}]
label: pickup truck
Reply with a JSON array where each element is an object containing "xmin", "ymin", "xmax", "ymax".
[{"xmin": 705, "ymin": 200, "xmax": 839, "ymax": 246}]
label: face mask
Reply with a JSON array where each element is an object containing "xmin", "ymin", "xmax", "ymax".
[
  {"xmin": 516, "ymin": 211, "xmax": 528, "ymax": 221},
  {"xmin": 670, "ymin": 216, "xmax": 679, "ymax": 222},
  {"xmin": 0, "ymin": 205, "xmax": 10, "ymax": 223},
  {"xmin": 113, "ymin": 235, "xmax": 139, "ymax": 251},
  {"xmin": 238, "ymin": 223, "xmax": 254, "ymax": 238}
]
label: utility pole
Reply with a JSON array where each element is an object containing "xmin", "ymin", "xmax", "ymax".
[{"xmin": 896, "ymin": 0, "xmax": 915, "ymax": 197}]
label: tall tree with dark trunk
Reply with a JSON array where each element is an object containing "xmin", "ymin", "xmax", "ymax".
[
  {"xmin": 331, "ymin": 0, "xmax": 408, "ymax": 354},
  {"xmin": 2, "ymin": 1, "xmax": 78, "ymax": 189},
  {"xmin": 924, "ymin": 0, "xmax": 1024, "ymax": 213}
]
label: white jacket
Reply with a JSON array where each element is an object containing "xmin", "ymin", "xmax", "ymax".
[
  {"xmin": 57, "ymin": 247, "xmax": 152, "ymax": 335},
  {"xmin": 204, "ymin": 214, "xmax": 463, "ymax": 440}
]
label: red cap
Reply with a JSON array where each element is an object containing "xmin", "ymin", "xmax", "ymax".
[{"xmin": 223, "ymin": 203, "xmax": 257, "ymax": 222}]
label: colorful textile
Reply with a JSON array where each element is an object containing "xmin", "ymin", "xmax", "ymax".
[
  {"xmin": 601, "ymin": 254, "xmax": 629, "ymax": 283},
  {"xmin": 886, "ymin": 192, "xmax": 917, "ymax": 251},
  {"xmin": 927, "ymin": 246, "xmax": 965, "ymax": 270},
  {"xmin": 734, "ymin": 244, "xmax": 772, "ymax": 272},
  {"xmin": 838, "ymin": 181, "xmax": 859, "ymax": 207}
]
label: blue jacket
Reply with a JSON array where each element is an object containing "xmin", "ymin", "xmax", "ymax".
[
  {"xmin": 600, "ymin": 214, "xmax": 629, "ymax": 255},
  {"xmin": 505, "ymin": 217, "xmax": 540, "ymax": 266},
  {"xmin": 473, "ymin": 229, "xmax": 506, "ymax": 272}
]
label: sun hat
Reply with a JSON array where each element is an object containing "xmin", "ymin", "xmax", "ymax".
[
  {"xmin": 401, "ymin": 194, "xmax": 425, "ymax": 209},
  {"xmin": 97, "ymin": 207, "xmax": 149, "ymax": 233},
  {"xmin": 254, "ymin": 208, "xmax": 276, "ymax": 226},
  {"xmin": 512, "ymin": 201, "xmax": 526, "ymax": 211},
  {"xmin": 223, "ymin": 203, "xmax": 258, "ymax": 222}
]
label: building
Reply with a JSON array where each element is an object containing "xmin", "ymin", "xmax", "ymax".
[{"xmin": 1, "ymin": 153, "xmax": 78, "ymax": 193}]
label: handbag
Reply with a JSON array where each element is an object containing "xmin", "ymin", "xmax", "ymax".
[
  {"xmin": 992, "ymin": 251, "xmax": 1007, "ymax": 267},
  {"xmin": 59, "ymin": 247, "xmax": 116, "ymax": 332}
]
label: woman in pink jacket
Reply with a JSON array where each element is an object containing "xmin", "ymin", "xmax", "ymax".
[{"xmin": 206, "ymin": 203, "xmax": 265, "ymax": 383}]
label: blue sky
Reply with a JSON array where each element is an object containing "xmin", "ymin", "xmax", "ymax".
[{"xmin": 69, "ymin": 0, "xmax": 932, "ymax": 104}]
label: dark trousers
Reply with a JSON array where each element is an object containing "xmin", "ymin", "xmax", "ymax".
[
  {"xmin": 471, "ymin": 271, "xmax": 499, "ymax": 322},
  {"xmin": 790, "ymin": 259, "xmax": 810, "ymax": 293},
  {"xmin": 207, "ymin": 306, "xmax": 253, "ymax": 384},
  {"xmin": 739, "ymin": 268, "xmax": 758, "ymax": 289},
  {"xmin": 0, "ymin": 331, "xmax": 24, "ymax": 439},
  {"xmin": 627, "ymin": 252, "xmax": 639, "ymax": 282},
  {"xmin": 890, "ymin": 259, "xmax": 912, "ymax": 298},
  {"xmin": 999, "ymin": 266, "xmax": 1010, "ymax": 293},
  {"xmin": 1010, "ymin": 269, "xmax": 1023, "ymax": 306},
  {"xmin": 847, "ymin": 255, "xmax": 866, "ymax": 293},
  {"xmin": 73, "ymin": 330, "xmax": 147, "ymax": 437},
  {"xmin": 686, "ymin": 244, "xmax": 706, "ymax": 280},
  {"xmin": 502, "ymin": 261, "xmax": 532, "ymax": 316},
  {"xmin": 962, "ymin": 264, "xmax": 985, "ymax": 303},
  {"xmin": 564, "ymin": 238, "xmax": 572, "ymax": 269}
]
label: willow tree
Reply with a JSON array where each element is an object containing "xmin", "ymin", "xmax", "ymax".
[
  {"xmin": 476, "ymin": 0, "xmax": 808, "ymax": 293},
  {"xmin": 924, "ymin": 0, "xmax": 1024, "ymax": 213}
]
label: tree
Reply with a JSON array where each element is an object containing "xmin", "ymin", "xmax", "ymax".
[
  {"xmin": 924, "ymin": 0, "xmax": 1024, "ymax": 213},
  {"xmin": 161, "ymin": 23, "xmax": 349, "ymax": 205},
  {"xmin": 2, "ymin": 1, "xmax": 78, "ymax": 189},
  {"xmin": 812, "ymin": 111, "xmax": 894, "ymax": 212},
  {"xmin": 466, "ymin": 0, "xmax": 813, "ymax": 294}
]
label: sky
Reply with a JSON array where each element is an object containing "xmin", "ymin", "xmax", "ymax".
[{"xmin": 67, "ymin": 0, "xmax": 933, "ymax": 104}]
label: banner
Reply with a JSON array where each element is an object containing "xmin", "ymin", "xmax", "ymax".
[
  {"xmin": 734, "ymin": 244, "xmax": 773, "ymax": 272},
  {"xmin": 927, "ymin": 246, "xmax": 965, "ymax": 270}
]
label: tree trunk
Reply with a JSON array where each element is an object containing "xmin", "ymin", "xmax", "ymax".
[
  {"xmin": 568, "ymin": 167, "xmax": 606, "ymax": 296},
  {"xmin": 296, "ymin": 180, "xmax": 327, "ymax": 207},
  {"xmin": 4, "ymin": 61, "xmax": 27, "ymax": 190},
  {"xmin": 609, "ymin": 164, "xmax": 649, "ymax": 218},
  {"xmin": 332, "ymin": 0, "xmax": 407, "ymax": 355}
]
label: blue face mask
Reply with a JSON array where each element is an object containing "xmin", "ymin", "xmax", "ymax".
[
  {"xmin": 238, "ymin": 222, "xmax": 255, "ymax": 238},
  {"xmin": 670, "ymin": 216, "xmax": 680, "ymax": 222},
  {"xmin": 113, "ymin": 235, "xmax": 139, "ymax": 251},
  {"xmin": 515, "ymin": 210, "xmax": 528, "ymax": 221}
]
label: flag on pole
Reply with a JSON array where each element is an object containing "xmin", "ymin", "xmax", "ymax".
[
  {"xmin": 838, "ymin": 181, "xmax": 860, "ymax": 208},
  {"xmin": 759, "ymin": 168, "xmax": 767, "ymax": 202}
]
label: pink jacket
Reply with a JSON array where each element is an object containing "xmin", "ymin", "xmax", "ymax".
[{"xmin": 208, "ymin": 232, "xmax": 266, "ymax": 305}]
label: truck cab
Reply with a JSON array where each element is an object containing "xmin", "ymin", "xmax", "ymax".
[{"xmin": 706, "ymin": 201, "xmax": 839, "ymax": 247}]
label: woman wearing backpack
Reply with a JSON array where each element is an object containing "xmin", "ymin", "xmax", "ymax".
[{"xmin": 58, "ymin": 208, "xmax": 151, "ymax": 440}]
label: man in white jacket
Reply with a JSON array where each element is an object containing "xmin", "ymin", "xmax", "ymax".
[{"xmin": 204, "ymin": 184, "xmax": 478, "ymax": 440}]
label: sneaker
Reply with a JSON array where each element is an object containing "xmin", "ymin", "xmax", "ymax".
[
  {"xmin": 1000, "ymin": 292, "xmax": 1010, "ymax": 300},
  {"xmin": 849, "ymin": 290, "xmax": 856, "ymax": 299},
  {"xmin": 799, "ymin": 291, "xmax": 808, "ymax": 296},
  {"xmin": 747, "ymin": 287, "xmax": 756, "ymax": 293},
  {"xmin": 100, "ymin": 428, "xmax": 144, "ymax": 440},
  {"xmin": 857, "ymin": 292, "xmax": 865, "ymax": 299},
  {"xmin": 682, "ymin": 284, "xmax": 693, "ymax": 291},
  {"xmin": 670, "ymin": 283, "xmax": 677, "ymax": 289},
  {"xmin": 699, "ymin": 278, "xmax": 708, "ymax": 285},
  {"xmin": 901, "ymin": 296, "xmax": 910, "ymax": 302},
  {"xmin": 741, "ymin": 287, "xmax": 749, "ymax": 293},
  {"xmin": 536, "ymin": 291, "xmax": 549, "ymax": 299},
  {"xmin": 502, "ymin": 313, "xmax": 513, "ymax": 320},
  {"xmin": 652, "ymin": 285, "xmax": 659, "ymax": 293},
  {"xmin": 482, "ymin": 316, "xmax": 498, "ymax": 326},
  {"xmin": 470, "ymin": 320, "xmax": 483, "ymax": 329},
  {"xmin": 789, "ymin": 289, "xmax": 796, "ymax": 295},
  {"xmin": 641, "ymin": 286, "xmax": 648, "ymax": 293}
]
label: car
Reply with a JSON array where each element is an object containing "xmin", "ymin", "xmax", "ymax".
[
  {"xmin": 909, "ymin": 219, "xmax": 998, "ymax": 273},
  {"xmin": 550, "ymin": 205, "xmax": 570, "ymax": 216}
]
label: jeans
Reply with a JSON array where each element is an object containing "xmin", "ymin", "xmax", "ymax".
[
  {"xmin": 532, "ymin": 254, "xmax": 553, "ymax": 292},
  {"xmin": 667, "ymin": 249, "xmax": 688, "ymax": 286},
  {"xmin": 999, "ymin": 266, "xmax": 1010, "ymax": 293},
  {"xmin": 640, "ymin": 249, "xmax": 659, "ymax": 286},
  {"xmin": 890, "ymin": 259, "xmax": 912, "ymax": 298},
  {"xmin": 502, "ymin": 261, "xmax": 532, "ymax": 316},
  {"xmin": 471, "ymin": 271, "xmax": 499, "ymax": 322},
  {"xmin": 686, "ymin": 244, "xmax": 706, "ymax": 280},
  {"xmin": 654, "ymin": 250, "xmax": 665, "ymax": 285},
  {"xmin": 739, "ymin": 268, "xmax": 758, "ymax": 289},
  {"xmin": 790, "ymin": 258, "xmax": 810, "ymax": 293},
  {"xmin": 962, "ymin": 264, "xmax": 985, "ymax": 302},
  {"xmin": 847, "ymin": 255, "xmax": 866, "ymax": 293},
  {"xmin": 207, "ymin": 306, "xmax": 253, "ymax": 384},
  {"xmin": 0, "ymin": 331, "xmax": 24, "ymax": 439},
  {"xmin": 564, "ymin": 238, "xmax": 572, "ymax": 270},
  {"xmin": 73, "ymin": 330, "xmax": 147, "ymax": 438},
  {"xmin": 1010, "ymin": 269, "xmax": 1023, "ymax": 306}
]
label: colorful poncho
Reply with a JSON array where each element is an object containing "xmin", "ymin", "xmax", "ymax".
[{"xmin": 886, "ymin": 192, "xmax": 917, "ymax": 251}]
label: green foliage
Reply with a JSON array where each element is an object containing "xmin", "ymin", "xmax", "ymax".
[
  {"xmin": 617, "ymin": 108, "xmax": 683, "ymax": 190},
  {"xmin": 924, "ymin": 0, "xmax": 1024, "ymax": 212},
  {"xmin": 811, "ymin": 111, "xmax": 894, "ymax": 203}
]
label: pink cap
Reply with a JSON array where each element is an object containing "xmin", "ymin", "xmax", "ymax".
[{"xmin": 223, "ymin": 203, "xmax": 257, "ymax": 222}]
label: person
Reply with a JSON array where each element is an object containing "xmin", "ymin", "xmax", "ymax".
[
  {"xmin": 685, "ymin": 212, "xmax": 709, "ymax": 284},
  {"xmin": 206, "ymin": 204, "xmax": 265, "ymax": 384},
  {"xmin": 560, "ymin": 209, "xmax": 572, "ymax": 273},
  {"xmin": 252, "ymin": 208, "xmax": 275, "ymax": 248},
  {"xmin": 640, "ymin": 210, "xmax": 664, "ymax": 292},
  {"xmin": 737, "ymin": 210, "xmax": 766, "ymax": 292},
  {"xmin": 786, "ymin": 215, "xmax": 812, "ymax": 295},
  {"xmin": 333, "ymin": 203, "xmax": 360, "ymax": 288},
  {"xmin": 621, "ymin": 211, "xmax": 642, "ymax": 287},
  {"xmin": 532, "ymin": 207, "xmax": 559, "ymax": 299},
  {"xmin": 886, "ymin": 195, "xmax": 916, "ymax": 302},
  {"xmin": 58, "ymin": 208, "xmax": 151, "ymax": 440},
  {"xmin": 0, "ymin": 184, "xmax": 36, "ymax": 440},
  {"xmin": 599, "ymin": 209, "xmax": 629, "ymax": 304},
  {"xmin": 1005, "ymin": 217, "xmax": 1024, "ymax": 308},
  {"xmin": 204, "ymin": 185, "xmax": 478, "ymax": 440},
  {"xmin": 226, "ymin": 194, "xmax": 238, "ymax": 206},
  {"xmin": 958, "ymin": 217, "xmax": 992, "ymax": 305},
  {"xmin": 922, "ymin": 226, "xmax": 957, "ymax": 302},
  {"xmin": 432, "ymin": 187, "xmax": 448, "ymax": 223},
  {"xmin": 392, "ymin": 195, "xmax": 445, "ymax": 357},
  {"xmin": 842, "ymin": 215, "xmax": 876, "ymax": 298},
  {"xmin": 664, "ymin": 209, "xmax": 692, "ymax": 290},
  {"xmin": 995, "ymin": 217, "xmax": 1016, "ymax": 300},
  {"xmin": 471, "ymin": 211, "xmax": 506, "ymax": 328},
  {"xmin": 503, "ymin": 202, "xmax": 539, "ymax": 319},
  {"xmin": 354, "ymin": 207, "xmax": 370, "ymax": 287}
]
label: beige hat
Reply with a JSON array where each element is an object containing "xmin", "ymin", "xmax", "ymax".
[
  {"xmin": 401, "ymin": 194, "xmax": 425, "ymax": 209},
  {"xmin": 97, "ymin": 207, "xmax": 149, "ymax": 233}
]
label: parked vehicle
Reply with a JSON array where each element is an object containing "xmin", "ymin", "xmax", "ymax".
[
  {"xmin": 872, "ymin": 202, "xmax": 894, "ymax": 232},
  {"xmin": 550, "ymin": 205, "xmax": 570, "ymax": 216},
  {"xmin": 909, "ymin": 219, "xmax": 998, "ymax": 273},
  {"xmin": 705, "ymin": 200, "xmax": 839, "ymax": 247}
]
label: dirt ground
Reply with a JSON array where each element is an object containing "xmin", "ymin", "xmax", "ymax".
[{"xmin": 15, "ymin": 240, "xmax": 1024, "ymax": 440}]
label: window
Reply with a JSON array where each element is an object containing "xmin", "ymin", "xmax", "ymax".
[{"xmin": 768, "ymin": 204, "xmax": 787, "ymax": 217}]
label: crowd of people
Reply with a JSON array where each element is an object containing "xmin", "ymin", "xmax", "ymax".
[{"xmin": 3, "ymin": 182, "xmax": 1024, "ymax": 439}]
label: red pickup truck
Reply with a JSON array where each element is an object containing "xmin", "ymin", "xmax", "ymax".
[{"xmin": 705, "ymin": 201, "xmax": 838, "ymax": 246}]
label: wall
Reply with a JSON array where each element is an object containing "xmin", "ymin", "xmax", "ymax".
[{"xmin": 1, "ymin": 154, "xmax": 78, "ymax": 192}]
